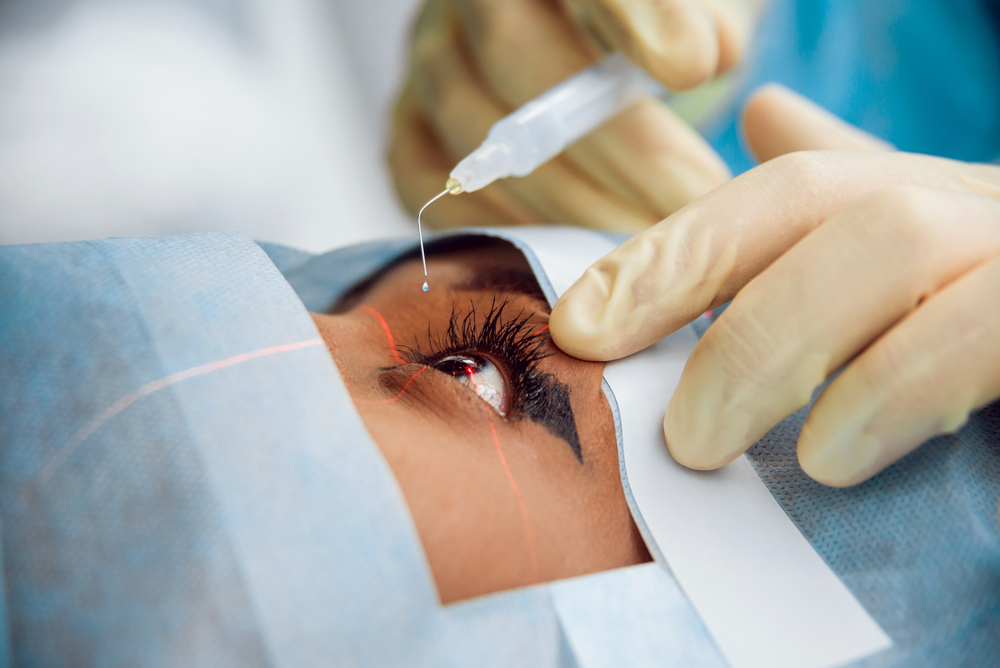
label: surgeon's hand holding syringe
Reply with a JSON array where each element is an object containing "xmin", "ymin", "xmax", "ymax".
[
  {"xmin": 443, "ymin": 54, "xmax": 663, "ymax": 196},
  {"xmin": 392, "ymin": 0, "xmax": 737, "ymax": 233},
  {"xmin": 417, "ymin": 54, "xmax": 667, "ymax": 292},
  {"xmin": 415, "ymin": 52, "xmax": 676, "ymax": 290},
  {"xmin": 416, "ymin": 53, "xmax": 671, "ymax": 285}
]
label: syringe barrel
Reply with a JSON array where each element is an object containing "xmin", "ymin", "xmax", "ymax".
[{"xmin": 450, "ymin": 53, "xmax": 662, "ymax": 192}]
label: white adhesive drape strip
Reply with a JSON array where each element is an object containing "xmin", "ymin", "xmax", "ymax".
[{"xmin": 501, "ymin": 227, "xmax": 891, "ymax": 668}]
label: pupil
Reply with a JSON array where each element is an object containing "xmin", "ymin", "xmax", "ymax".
[{"xmin": 436, "ymin": 356, "xmax": 480, "ymax": 378}]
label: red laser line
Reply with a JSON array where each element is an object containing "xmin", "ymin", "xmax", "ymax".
[
  {"xmin": 356, "ymin": 303, "xmax": 540, "ymax": 580},
  {"xmin": 39, "ymin": 338, "xmax": 324, "ymax": 484},
  {"xmin": 487, "ymin": 411, "xmax": 541, "ymax": 584},
  {"xmin": 359, "ymin": 304, "xmax": 405, "ymax": 364},
  {"xmin": 356, "ymin": 366, "xmax": 428, "ymax": 404}
]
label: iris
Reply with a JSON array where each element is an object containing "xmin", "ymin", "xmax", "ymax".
[{"xmin": 435, "ymin": 355, "xmax": 509, "ymax": 416}]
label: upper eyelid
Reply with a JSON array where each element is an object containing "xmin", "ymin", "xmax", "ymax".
[
  {"xmin": 399, "ymin": 302, "xmax": 549, "ymax": 367},
  {"xmin": 378, "ymin": 298, "xmax": 552, "ymax": 421}
]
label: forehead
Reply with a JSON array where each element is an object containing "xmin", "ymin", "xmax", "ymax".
[{"xmin": 335, "ymin": 238, "xmax": 549, "ymax": 314}]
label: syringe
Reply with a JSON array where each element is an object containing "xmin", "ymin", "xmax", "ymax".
[
  {"xmin": 417, "ymin": 53, "xmax": 666, "ymax": 291},
  {"xmin": 446, "ymin": 52, "xmax": 666, "ymax": 195}
]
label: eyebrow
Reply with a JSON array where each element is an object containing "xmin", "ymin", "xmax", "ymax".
[
  {"xmin": 452, "ymin": 267, "xmax": 550, "ymax": 306},
  {"xmin": 329, "ymin": 240, "xmax": 549, "ymax": 314}
]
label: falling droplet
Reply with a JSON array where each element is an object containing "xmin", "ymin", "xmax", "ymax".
[{"xmin": 422, "ymin": 281, "xmax": 429, "ymax": 292}]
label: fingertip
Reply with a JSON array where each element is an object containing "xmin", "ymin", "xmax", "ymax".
[
  {"xmin": 797, "ymin": 417, "xmax": 883, "ymax": 488},
  {"xmin": 549, "ymin": 269, "xmax": 619, "ymax": 361},
  {"xmin": 743, "ymin": 83, "xmax": 794, "ymax": 123},
  {"xmin": 743, "ymin": 84, "xmax": 825, "ymax": 140},
  {"xmin": 606, "ymin": 0, "xmax": 720, "ymax": 91},
  {"xmin": 710, "ymin": 4, "xmax": 745, "ymax": 74},
  {"xmin": 741, "ymin": 83, "xmax": 804, "ymax": 163},
  {"xmin": 661, "ymin": 362, "xmax": 748, "ymax": 471},
  {"xmin": 663, "ymin": 399, "xmax": 703, "ymax": 469},
  {"xmin": 638, "ymin": 36, "xmax": 720, "ymax": 92},
  {"xmin": 663, "ymin": 421, "xmax": 729, "ymax": 471},
  {"xmin": 742, "ymin": 83, "xmax": 892, "ymax": 162}
]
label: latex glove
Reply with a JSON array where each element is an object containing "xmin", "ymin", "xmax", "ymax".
[
  {"xmin": 389, "ymin": 0, "xmax": 761, "ymax": 231},
  {"xmin": 550, "ymin": 84, "xmax": 1000, "ymax": 488}
]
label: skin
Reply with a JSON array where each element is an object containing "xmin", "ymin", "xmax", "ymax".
[
  {"xmin": 310, "ymin": 240, "xmax": 649, "ymax": 604},
  {"xmin": 549, "ymin": 85, "xmax": 1000, "ymax": 517}
]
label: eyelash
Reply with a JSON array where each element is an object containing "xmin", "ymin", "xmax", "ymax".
[{"xmin": 398, "ymin": 298, "xmax": 549, "ymax": 417}]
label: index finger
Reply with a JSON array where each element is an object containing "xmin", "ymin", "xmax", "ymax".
[{"xmin": 549, "ymin": 151, "xmax": 1000, "ymax": 360}]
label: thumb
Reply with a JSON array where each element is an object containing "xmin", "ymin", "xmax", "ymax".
[{"xmin": 742, "ymin": 84, "xmax": 893, "ymax": 162}]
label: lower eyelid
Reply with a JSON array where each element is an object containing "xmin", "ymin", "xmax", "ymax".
[
  {"xmin": 377, "ymin": 359, "xmax": 513, "ymax": 419},
  {"xmin": 373, "ymin": 364, "xmax": 496, "ymax": 432}
]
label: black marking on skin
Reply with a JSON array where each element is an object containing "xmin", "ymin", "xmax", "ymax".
[{"xmin": 519, "ymin": 372, "xmax": 582, "ymax": 463}]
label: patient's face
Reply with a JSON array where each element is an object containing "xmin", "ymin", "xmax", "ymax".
[{"xmin": 310, "ymin": 240, "xmax": 648, "ymax": 603}]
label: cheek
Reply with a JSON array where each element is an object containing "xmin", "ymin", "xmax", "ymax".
[
  {"xmin": 496, "ymin": 410, "xmax": 637, "ymax": 568},
  {"xmin": 310, "ymin": 312, "xmax": 397, "ymax": 398},
  {"xmin": 496, "ymin": 370, "xmax": 640, "ymax": 573},
  {"xmin": 345, "ymin": 336, "xmax": 640, "ymax": 601},
  {"xmin": 357, "ymin": 402, "xmax": 549, "ymax": 602}
]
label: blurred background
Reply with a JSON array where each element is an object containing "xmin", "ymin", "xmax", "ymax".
[
  {"xmin": 0, "ymin": 0, "xmax": 423, "ymax": 251},
  {"xmin": 4, "ymin": 1, "xmax": 996, "ymax": 251}
]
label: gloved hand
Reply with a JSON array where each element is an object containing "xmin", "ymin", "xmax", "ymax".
[
  {"xmin": 550, "ymin": 84, "xmax": 1000, "ymax": 489},
  {"xmin": 390, "ymin": 0, "xmax": 761, "ymax": 231}
]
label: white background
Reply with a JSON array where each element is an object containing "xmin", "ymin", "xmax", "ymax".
[{"xmin": 0, "ymin": 0, "xmax": 425, "ymax": 251}]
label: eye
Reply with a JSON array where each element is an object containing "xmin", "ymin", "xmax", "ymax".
[{"xmin": 433, "ymin": 355, "xmax": 509, "ymax": 416}]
